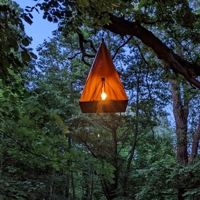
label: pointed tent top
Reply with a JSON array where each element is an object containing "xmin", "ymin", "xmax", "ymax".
[{"xmin": 79, "ymin": 40, "xmax": 128, "ymax": 113}]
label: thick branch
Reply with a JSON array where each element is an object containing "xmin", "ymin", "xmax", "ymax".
[
  {"xmin": 77, "ymin": 31, "xmax": 96, "ymax": 66},
  {"xmin": 105, "ymin": 15, "xmax": 200, "ymax": 88}
]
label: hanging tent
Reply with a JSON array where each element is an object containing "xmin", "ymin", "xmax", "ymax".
[{"xmin": 79, "ymin": 40, "xmax": 128, "ymax": 113}]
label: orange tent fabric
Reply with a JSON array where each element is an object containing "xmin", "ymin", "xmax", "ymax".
[{"xmin": 79, "ymin": 40, "xmax": 128, "ymax": 113}]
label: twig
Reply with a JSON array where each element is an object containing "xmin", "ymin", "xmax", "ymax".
[
  {"xmin": 112, "ymin": 35, "xmax": 133, "ymax": 60},
  {"xmin": 77, "ymin": 136, "xmax": 97, "ymax": 158},
  {"xmin": 68, "ymin": 52, "xmax": 82, "ymax": 60}
]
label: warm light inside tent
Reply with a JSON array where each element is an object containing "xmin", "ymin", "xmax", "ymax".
[
  {"xmin": 101, "ymin": 92, "xmax": 107, "ymax": 100},
  {"xmin": 79, "ymin": 39, "xmax": 128, "ymax": 113},
  {"xmin": 101, "ymin": 78, "xmax": 107, "ymax": 100}
]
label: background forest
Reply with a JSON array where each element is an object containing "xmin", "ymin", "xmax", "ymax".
[{"xmin": 1, "ymin": 0, "xmax": 200, "ymax": 199}]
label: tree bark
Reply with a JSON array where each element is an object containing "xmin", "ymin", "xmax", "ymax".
[
  {"xmin": 170, "ymin": 79, "xmax": 200, "ymax": 200},
  {"xmin": 82, "ymin": 171, "xmax": 90, "ymax": 200},
  {"xmin": 101, "ymin": 117, "xmax": 119, "ymax": 200},
  {"xmin": 110, "ymin": 126, "xmax": 118, "ymax": 199},
  {"xmin": 170, "ymin": 80, "xmax": 189, "ymax": 200},
  {"xmin": 122, "ymin": 75, "xmax": 139, "ymax": 198},
  {"xmin": 188, "ymin": 116, "xmax": 200, "ymax": 165},
  {"xmin": 71, "ymin": 171, "xmax": 76, "ymax": 200},
  {"xmin": 170, "ymin": 80, "xmax": 189, "ymax": 166},
  {"xmin": 178, "ymin": 188, "xmax": 185, "ymax": 200}
]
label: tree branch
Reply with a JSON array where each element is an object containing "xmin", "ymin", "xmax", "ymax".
[
  {"xmin": 112, "ymin": 35, "xmax": 133, "ymax": 60},
  {"xmin": 0, "ymin": 130, "xmax": 63, "ymax": 164},
  {"xmin": 77, "ymin": 31, "xmax": 96, "ymax": 66},
  {"xmin": 68, "ymin": 52, "xmax": 82, "ymax": 60},
  {"xmin": 104, "ymin": 14, "xmax": 200, "ymax": 88},
  {"xmin": 77, "ymin": 136, "xmax": 97, "ymax": 158}
]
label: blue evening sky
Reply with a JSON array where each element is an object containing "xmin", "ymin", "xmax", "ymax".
[{"xmin": 14, "ymin": 0, "xmax": 57, "ymax": 52}]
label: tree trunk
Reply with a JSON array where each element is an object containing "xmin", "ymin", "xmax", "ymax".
[
  {"xmin": 101, "ymin": 119, "xmax": 119, "ymax": 200},
  {"xmin": 110, "ymin": 126, "xmax": 118, "ymax": 199},
  {"xmin": 170, "ymin": 80, "xmax": 189, "ymax": 200},
  {"xmin": 188, "ymin": 116, "xmax": 200, "ymax": 165},
  {"xmin": 170, "ymin": 79, "xmax": 200, "ymax": 199},
  {"xmin": 67, "ymin": 134, "xmax": 76, "ymax": 200},
  {"xmin": 71, "ymin": 171, "xmax": 76, "ymax": 200},
  {"xmin": 90, "ymin": 172, "xmax": 94, "ymax": 200},
  {"xmin": 178, "ymin": 188, "xmax": 185, "ymax": 200},
  {"xmin": 65, "ymin": 174, "xmax": 70, "ymax": 198},
  {"xmin": 170, "ymin": 80, "xmax": 189, "ymax": 165},
  {"xmin": 122, "ymin": 75, "xmax": 139, "ymax": 198},
  {"xmin": 82, "ymin": 170, "xmax": 90, "ymax": 200}
]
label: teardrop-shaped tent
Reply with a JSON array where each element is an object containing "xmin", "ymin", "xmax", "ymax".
[{"xmin": 79, "ymin": 40, "xmax": 128, "ymax": 113}]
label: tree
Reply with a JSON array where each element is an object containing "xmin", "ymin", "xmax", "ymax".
[
  {"xmin": 26, "ymin": 2, "xmax": 200, "ymax": 199},
  {"xmin": 3, "ymin": 1, "xmax": 200, "ymax": 199},
  {"xmin": 0, "ymin": 0, "xmax": 36, "ymax": 83},
  {"xmin": 31, "ymin": 31, "xmax": 175, "ymax": 200},
  {"xmin": 169, "ymin": 77, "xmax": 200, "ymax": 200},
  {"xmin": 25, "ymin": 0, "xmax": 200, "ymax": 88},
  {"xmin": 31, "ymin": 27, "xmax": 200, "ymax": 200},
  {"xmin": 31, "ymin": 32, "xmax": 117, "ymax": 199}
]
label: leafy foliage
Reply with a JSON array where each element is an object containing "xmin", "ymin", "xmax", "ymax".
[
  {"xmin": 0, "ymin": 0, "xmax": 37, "ymax": 84},
  {"xmin": 1, "ymin": 0, "xmax": 200, "ymax": 200}
]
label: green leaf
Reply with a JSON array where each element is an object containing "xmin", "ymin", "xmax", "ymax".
[
  {"xmin": 9, "ymin": 37, "xmax": 18, "ymax": 51},
  {"xmin": 47, "ymin": 15, "xmax": 52, "ymax": 22},
  {"xmin": 23, "ymin": 15, "xmax": 33, "ymax": 25},
  {"xmin": 30, "ymin": 52, "xmax": 37, "ymax": 59},
  {"xmin": 3, "ymin": 59, "xmax": 10, "ymax": 68},
  {"xmin": 3, "ymin": 91, "xmax": 9, "ymax": 98},
  {"xmin": 50, "ymin": 113, "xmax": 63, "ymax": 126},
  {"xmin": 2, "ymin": 44, "xmax": 10, "ymax": 52},
  {"xmin": 22, "ymin": 38, "xmax": 30, "ymax": 46},
  {"xmin": 9, "ymin": 94, "xmax": 16, "ymax": 101},
  {"xmin": 21, "ymin": 50, "xmax": 31, "ymax": 62}
]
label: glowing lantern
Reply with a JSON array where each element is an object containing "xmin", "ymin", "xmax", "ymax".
[
  {"xmin": 79, "ymin": 39, "xmax": 128, "ymax": 113},
  {"xmin": 101, "ymin": 78, "xmax": 107, "ymax": 100}
]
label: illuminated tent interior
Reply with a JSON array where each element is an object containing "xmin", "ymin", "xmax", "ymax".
[{"xmin": 79, "ymin": 40, "xmax": 128, "ymax": 113}]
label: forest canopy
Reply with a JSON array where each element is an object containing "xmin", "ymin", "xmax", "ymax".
[
  {"xmin": 26, "ymin": 0, "xmax": 200, "ymax": 88},
  {"xmin": 0, "ymin": 0, "xmax": 200, "ymax": 199}
]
